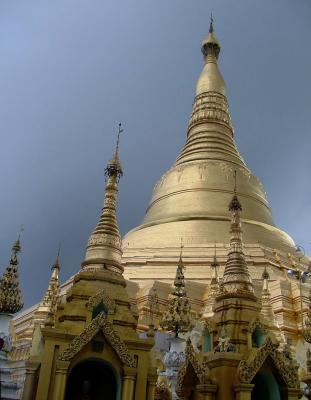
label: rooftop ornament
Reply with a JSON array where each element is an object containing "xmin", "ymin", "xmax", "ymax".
[{"xmin": 160, "ymin": 243, "xmax": 193, "ymax": 337}]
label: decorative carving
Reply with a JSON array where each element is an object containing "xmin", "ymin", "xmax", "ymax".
[
  {"xmin": 188, "ymin": 91, "xmax": 233, "ymax": 131},
  {"xmin": 85, "ymin": 289, "xmax": 116, "ymax": 314},
  {"xmin": 176, "ymin": 339, "xmax": 210, "ymax": 395},
  {"xmin": 87, "ymin": 234, "xmax": 121, "ymax": 248},
  {"xmin": 58, "ymin": 312, "xmax": 135, "ymax": 367},
  {"xmin": 237, "ymin": 337, "xmax": 299, "ymax": 388}
]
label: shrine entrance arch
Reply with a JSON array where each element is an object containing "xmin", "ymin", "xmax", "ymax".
[
  {"xmin": 65, "ymin": 359, "xmax": 120, "ymax": 400},
  {"xmin": 251, "ymin": 367, "xmax": 281, "ymax": 400}
]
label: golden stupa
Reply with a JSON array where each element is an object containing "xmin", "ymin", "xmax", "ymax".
[
  {"xmin": 7, "ymin": 19, "xmax": 310, "ymax": 400},
  {"xmin": 122, "ymin": 21, "xmax": 300, "ymax": 286}
]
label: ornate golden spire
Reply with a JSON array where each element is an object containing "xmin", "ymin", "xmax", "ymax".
[
  {"xmin": 203, "ymin": 244, "xmax": 220, "ymax": 318},
  {"xmin": 210, "ymin": 243, "xmax": 219, "ymax": 285},
  {"xmin": 161, "ymin": 244, "xmax": 193, "ymax": 337},
  {"xmin": 261, "ymin": 266, "xmax": 277, "ymax": 326},
  {"xmin": 221, "ymin": 172, "xmax": 254, "ymax": 295},
  {"xmin": 0, "ymin": 232, "xmax": 24, "ymax": 314},
  {"xmin": 83, "ymin": 124, "xmax": 123, "ymax": 273},
  {"xmin": 175, "ymin": 18, "xmax": 245, "ymax": 167},
  {"xmin": 39, "ymin": 248, "xmax": 61, "ymax": 315}
]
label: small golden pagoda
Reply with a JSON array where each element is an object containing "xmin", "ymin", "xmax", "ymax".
[
  {"xmin": 0, "ymin": 236, "xmax": 23, "ymax": 314},
  {"xmin": 161, "ymin": 246, "xmax": 193, "ymax": 338},
  {"xmin": 22, "ymin": 132, "xmax": 157, "ymax": 400},
  {"xmin": 176, "ymin": 186, "xmax": 301, "ymax": 400}
]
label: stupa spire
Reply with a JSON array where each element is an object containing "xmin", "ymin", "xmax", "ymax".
[
  {"xmin": 260, "ymin": 266, "xmax": 277, "ymax": 326},
  {"xmin": 40, "ymin": 247, "xmax": 61, "ymax": 314},
  {"xmin": 0, "ymin": 231, "xmax": 24, "ymax": 314},
  {"xmin": 211, "ymin": 243, "xmax": 219, "ymax": 284},
  {"xmin": 83, "ymin": 124, "xmax": 123, "ymax": 273},
  {"xmin": 221, "ymin": 172, "xmax": 254, "ymax": 295},
  {"xmin": 175, "ymin": 18, "xmax": 246, "ymax": 167},
  {"xmin": 203, "ymin": 244, "xmax": 220, "ymax": 318},
  {"xmin": 161, "ymin": 243, "xmax": 193, "ymax": 337}
]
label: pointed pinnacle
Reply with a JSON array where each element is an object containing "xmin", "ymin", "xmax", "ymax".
[
  {"xmin": 209, "ymin": 13, "xmax": 214, "ymax": 33},
  {"xmin": 105, "ymin": 123, "xmax": 123, "ymax": 178},
  {"xmin": 12, "ymin": 225, "xmax": 24, "ymax": 254},
  {"xmin": 52, "ymin": 243, "xmax": 61, "ymax": 270},
  {"xmin": 211, "ymin": 243, "xmax": 219, "ymax": 268},
  {"xmin": 229, "ymin": 170, "xmax": 242, "ymax": 212}
]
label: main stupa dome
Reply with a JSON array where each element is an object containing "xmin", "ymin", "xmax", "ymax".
[{"xmin": 122, "ymin": 21, "xmax": 296, "ymax": 281}]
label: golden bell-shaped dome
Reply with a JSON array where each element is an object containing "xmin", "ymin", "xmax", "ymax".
[{"xmin": 123, "ymin": 22, "xmax": 295, "ymax": 261}]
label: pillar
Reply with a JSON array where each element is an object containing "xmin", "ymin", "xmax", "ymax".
[
  {"xmin": 234, "ymin": 383, "xmax": 254, "ymax": 400},
  {"xmin": 122, "ymin": 367, "xmax": 136, "ymax": 400},
  {"xmin": 22, "ymin": 361, "xmax": 40, "ymax": 400},
  {"xmin": 281, "ymin": 387, "xmax": 301, "ymax": 400},
  {"xmin": 147, "ymin": 374, "xmax": 158, "ymax": 400},
  {"xmin": 51, "ymin": 361, "xmax": 69, "ymax": 400},
  {"xmin": 196, "ymin": 383, "xmax": 218, "ymax": 400}
]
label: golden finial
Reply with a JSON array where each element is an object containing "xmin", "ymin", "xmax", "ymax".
[
  {"xmin": 229, "ymin": 170, "xmax": 242, "ymax": 212},
  {"xmin": 52, "ymin": 243, "xmax": 61, "ymax": 270},
  {"xmin": 116, "ymin": 122, "xmax": 123, "ymax": 154},
  {"xmin": 105, "ymin": 123, "xmax": 124, "ymax": 178},
  {"xmin": 211, "ymin": 242, "xmax": 219, "ymax": 268},
  {"xmin": 201, "ymin": 13, "xmax": 220, "ymax": 59}
]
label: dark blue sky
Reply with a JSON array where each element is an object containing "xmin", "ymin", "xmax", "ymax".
[{"xmin": 0, "ymin": 0, "xmax": 310, "ymax": 308}]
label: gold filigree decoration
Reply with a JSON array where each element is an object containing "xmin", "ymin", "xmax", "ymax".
[
  {"xmin": 85, "ymin": 289, "xmax": 116, "ymax": 314},
  {"xmin": 237, "ymin": 337, "xmax": 299, "ymax": 388},
  {"xmin": 87, "ymin": 234, "xmax": 121, "ymax": 248},
  {"xmin": 176, "ymin": 339, "xmax": 210, "ymax": 396},
  {"xmin": 188, "ymin": 91, "xmax": 233, "ymax": 131},
  {"xmin": 58, "ymin": 312, "xmax": 135, "ymax": 367}
]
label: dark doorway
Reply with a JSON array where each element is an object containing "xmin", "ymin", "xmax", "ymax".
[
  {"xmin": 251, "ymin": 368, "xmax": 280, "ymax": 400},
  {"xmin": 65, "ymin": 360, "xmax": 118, "ymax": 400}
]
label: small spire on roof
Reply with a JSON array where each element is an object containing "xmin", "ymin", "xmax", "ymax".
[
  {"xmin": 201, "ymin": 14, "xmax": 221, "ymax": 59},
  {"xmin": 105, "ymin": 123, "xmax": 123, "ymax": 179},
  {"xmin": 52, "ymin": 243, "xmax": 61, "ymax": 270},
  {"xmin": 160, "ymin": 241, "xmax": 193, "ymax": 337},
  {"xmin": 221, "ymin": 171, "xmax": 254, "ymax": 296},
  {"xmin": 0, "ymin": 230, "xmax": 24, "ymax": 314},
  {"xmin": 229, "ymin": 170, "xmax": 242, "ymax": 212},
  {"xmin": 211, "ymin": 242, "xmax": 219, "ymax": 269},
  {"xmin": 84, "ymin": 124, "xmax": 125, "ymax": 272}
]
